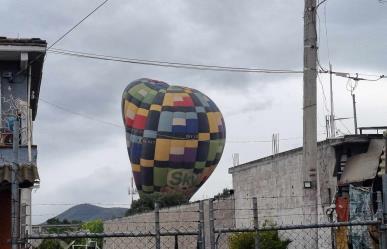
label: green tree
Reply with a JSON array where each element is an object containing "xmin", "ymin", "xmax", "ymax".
[
  {"xmin": 125, "ymin": 192, "xmax": 188, "ymax": 216},
  {"xmin": 81, "ymin": 219, "xmax": 103, "ymax": 233},
  {"xmin": 228, "ymin": 221, "xmax": 291, "ymax": 249},
  {"xmin": 214, "ymin": 188, "xmax": 234, "ymax": 199},
  {"xmin": 77, "ymin": 219, "xmax": 104, "ymax": 248},
  {"xmin": 37, "ymin": 239, "xmax": 62, "ymax": 249}
]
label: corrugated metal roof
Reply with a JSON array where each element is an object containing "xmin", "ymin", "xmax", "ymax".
[
  {"xmin": 339, "ymin": 139, "xmax": 384, "ymax": 185},
  {"xmin": 0, "ymin": 164, "xmax": 39, "ymax": 188}
]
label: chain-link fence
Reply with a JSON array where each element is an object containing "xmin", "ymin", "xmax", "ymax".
[
  {"xmin": 26, "ymin": 230, "xmax": 199, "ymax": 249},
  {"xmin": 25, "ymin": 221, "xmax": 383, "ymax": 249},
  {"xmin": 214, "ymin": 221, "xmax": 382, "ymax": 249},
  {"xmin": 24, "ymin": 197, "xmax": 387, "ymax": 249}
]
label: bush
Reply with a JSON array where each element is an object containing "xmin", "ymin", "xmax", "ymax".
[
  {"xmin": 37, "ymin": 239, "xmax": 63, "ymax": 249},
  {"xmin": 228, "ymin": 221, "xmax": 291, "ymax": 249}
]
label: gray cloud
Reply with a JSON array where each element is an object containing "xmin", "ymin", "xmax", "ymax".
[{"xmin": 1, "ymin": 0, "xmax": 385, "ymax": 223}]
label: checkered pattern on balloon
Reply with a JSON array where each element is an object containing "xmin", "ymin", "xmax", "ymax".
[{"xmin": 122, "ymin": 79, "xmax": 226, "ymax": 199}]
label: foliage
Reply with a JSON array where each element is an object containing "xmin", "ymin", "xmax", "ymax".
[
  {"xmin": 228, "ymin": 221, "xmax": 291, "ymax": 249},
  {"xmin": 78, "ymin": 219, "xmax": 104, "ymax": 248},
  {"xmin": 45, "ymin": 218, "xmax": 81, "ymax": 234},
  {"xmin": 125, "ymin": 192, "xmax": 189, "ymax": 216},
  {"xmin": 214, "ymin": 188, "xmax": 234, "ymax": 199},
  {"xmin": 37, "ymin": 239, "xmax": 62, "ymax": 249},
  {"xmin": 81, "ymin": 219, "xmax": 104, "ymax": 233},
  {"xmin": 40, "ymin": 218, "xmax": 104, "ymax": 249}
]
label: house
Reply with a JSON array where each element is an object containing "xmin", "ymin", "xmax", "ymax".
[
  {"xmin": 0, "ymin": 37, "xmax": 46, "ymax": 248},
  {"xmin": 228, "ymin": 129, "xmax": 386, "ymax": 247}
]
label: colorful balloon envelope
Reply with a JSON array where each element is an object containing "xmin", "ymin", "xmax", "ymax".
[{"xmin": 122, "ymin": 78, "xmax": 226, "ymax": 199}]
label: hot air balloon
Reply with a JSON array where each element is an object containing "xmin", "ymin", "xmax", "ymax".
[{"xmin": 122, "ymin": 78, "xmax": 226, "ymax": 199}]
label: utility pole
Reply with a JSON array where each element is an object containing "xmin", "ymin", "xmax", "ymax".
[
  {"xmin": 329, "ymin": 64, "xmax": 335, "ymax": 138},
  {"xmin": 303, "ymin": 0, "xmax": 318, "ymax": 248},
  {"xmin": 11, "ymin": 118, "xmax": 20, "ymax": 249}
]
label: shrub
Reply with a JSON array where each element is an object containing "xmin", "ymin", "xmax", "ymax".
[{"xmin": 228, "ymin": 221, "xmax": 291, "ymax": 249}]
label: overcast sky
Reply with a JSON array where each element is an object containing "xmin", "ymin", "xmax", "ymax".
[{"xmin": 2, "ymin": 0, "xmax": 387, "ymax": 224}]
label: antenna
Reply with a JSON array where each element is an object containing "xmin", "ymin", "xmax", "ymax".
[
  {"xmin": 128, "ymin": 176, "xmax": 138, "ymax": 203},
  {"xmin": 272, "ymin": 133, "xmax": 279, "ymax": 155},
  {"xmin": 325, "ymin": 115, "xmax": 331, "ymax": 138},
  {"xmin": 232, "ymin": 153, "xmax": 239, "ymax": 166}
]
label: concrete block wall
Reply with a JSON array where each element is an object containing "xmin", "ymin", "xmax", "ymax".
[
  {"xmin": 229, "ymin": 141, "xmax": 337, "ymax": 248},
  {"xmin": 104, "ymin": 198, "xmax": 235, "ymax": 249},
  {"xmin": 230, "ymin": 141, "xmax": 337, "ymax": 227}
]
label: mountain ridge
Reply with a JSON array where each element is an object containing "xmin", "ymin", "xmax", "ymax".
[{"xmin": 55, "ymin": 203, "xmax": 127, "ymax": 222}]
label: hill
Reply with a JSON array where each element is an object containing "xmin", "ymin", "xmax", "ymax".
[{"xmin": 55, "ymin": 204, "xmax": 127, "ymax": 222}]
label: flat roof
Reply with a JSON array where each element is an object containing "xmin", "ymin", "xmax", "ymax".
[
  {"xmin": 228, "ymin": 134, "xmax": 384, "ymax": 174},
  {"xmin": 0, "ymin": 37, "xmax": 47, "ymax": 120}
]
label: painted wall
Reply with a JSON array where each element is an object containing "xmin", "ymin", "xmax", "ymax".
[
  {"xmin": 0, "ymin": 59, "xmax": 36, "ymax": 248},
  {"xmin": 0, "ymin": 62, "xmax": 30, "ymax": 145}
]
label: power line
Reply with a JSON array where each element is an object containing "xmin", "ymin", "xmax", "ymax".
[
  {"xmin": 48, "ymin": 46, "xmax": 387, "ymax": 80},
  {"xmin": 40, "ymin": 97, "xmax": 303, "ymax": 144},
  {"xmin": 322, "ymin": 70, "xmax": 385, "ymax": 82},
  {"xmin": 15, "ymin": 0, "xmax": 111, "ymax": 76},
  {"xmin": 48, "ymin": 48, "xmax": 304, "ymax": 74},
  {"xmin": 322, "ymin": 0, "xmax": 331, "ymax": 64},
  {"xmin": 48, "ymin": 0, "xmax": 110, "ymax": 50},
  {"xmin": 40, "ymin": 98, "xmax": 121, "ymax": 128}
]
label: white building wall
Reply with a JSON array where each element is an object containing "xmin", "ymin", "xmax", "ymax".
[{"xmin": 229, "ymin": 141, "xmax": 338, "ymax": 248}]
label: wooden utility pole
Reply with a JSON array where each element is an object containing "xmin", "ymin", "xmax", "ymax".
[{"xmin": 303, "ymin": 0, "xmax": 318, "ymax": 247}]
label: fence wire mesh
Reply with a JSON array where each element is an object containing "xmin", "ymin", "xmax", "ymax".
[
  {"xmin": 25, "ymin": 197, "xmax": 386, "ymax": 249},
  {"xmin": 26, "ymin": 222, "xmax": 381, "ymax": 249},
  {"xmin": 215, "ymin": 222, "xmax": 381, "ymax": 249}
]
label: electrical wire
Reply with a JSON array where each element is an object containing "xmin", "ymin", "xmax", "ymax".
[
  {"xmin": 48, "ymin": 48, "xmax": 304, "ymax": 74},
  {"xmin": 40, "ymin": 98, "xmax": 121, "ymax": 128},
  {"xmin": 48, "ymin": 0, "xmax": 110, "ymax": 50},
  {"xmin": 322, "ymin": 0, "xmax": 331, "ymax": 64},
  {"xmin": 338, "ymin": 119, "xmax": 352, "ymax": 134},
  {"xmin": 39, "ymin": 97, "xmax": 303, "ymax": 144},
  {"xmin": 316, "ymin": 0, "xmax": 328, "ymax": 9},
  {"xmin": 15, "ymin": 0, "xmax": 111, "ymax": 76},
  {"xmin": 317, "ymin": 74, "xmax": 330, "ymax": 114}
]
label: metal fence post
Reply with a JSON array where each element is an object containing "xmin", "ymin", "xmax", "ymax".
[
  {"xmin": 376, "ymin": 191, "xmax": 385, "ymax": 249},
  {"xmin": 199, "ymin": 200, "xmax": 205, "ymax": 249},
  {"xmin": 252, "ymin": 197, "xmax": 260, "ymax": 249},
  {"xmin": 209, "ymin": 199, "xmax": 215, "ymax": 249},
  {"xmin": 11, "ymin": 118, "xmax": 20, "ymax": 249},
  {"xmin": 382, "ymin": 175, "xmax": 387, "ymax": 249},
  {"xmin": 155, "ymin": 202, "xmax": 161, "ymax": 249},
  {"xmin": 174, "ymin": 234, "xmax": 179, "ymax": 249}
]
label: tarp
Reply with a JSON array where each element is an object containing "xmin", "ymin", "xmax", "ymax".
[
  {"xmin": 349, "ymin": 185, "xmax": 373, "ymax": 249},
  {"xmin": 336, "ymin": 227, "xmax": 349, "ymax": 249},
  {"xmin": 336, "ymin": 196, "xmax": 349, "ymax": 222},
  {"xmin": 339, "ymin": 139, "xmax": 384, "ymax": 185}
]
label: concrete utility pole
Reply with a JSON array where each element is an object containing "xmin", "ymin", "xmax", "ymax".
[
  {"xmin": 11, "ymin": 118, "xmax": 20, "ymax": 249},
  {"xmin": 303, "ymin": 0, "xmax": 318, "ymax": 248}
]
